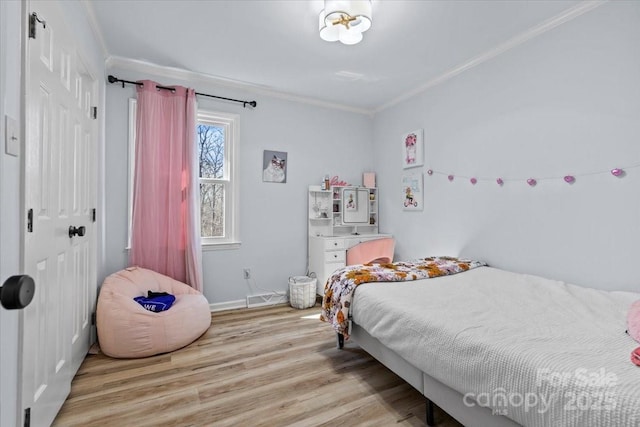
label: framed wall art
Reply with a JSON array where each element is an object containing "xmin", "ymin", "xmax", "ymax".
[
  {"xmin": 402, "ymin": 129, "xmax": 424, "ymax": 169},
  {"xmin": 262, "ymin": 150, "xmax": 287, "ymax": 183},
  {"xmin": 401, "ymin": 171, "xmax": 423, "ymax": 211}
]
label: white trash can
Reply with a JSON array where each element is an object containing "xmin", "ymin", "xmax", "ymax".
[{"xmin": 289, "ymin": 276, "xmax": 317, "ymax": 309}]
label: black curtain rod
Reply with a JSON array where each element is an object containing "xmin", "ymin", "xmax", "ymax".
[{"xmin": 107, "ymin": 75, "xmax": 257, "ymax": 108}]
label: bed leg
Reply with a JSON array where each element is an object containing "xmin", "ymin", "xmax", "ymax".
[
  {"xmin": 426, "ymin": 398, "xmax": 435, "ymax": 426},
  {"xmin": 336, "ymin": 333, "xmax": 344, "ymax": 349}
]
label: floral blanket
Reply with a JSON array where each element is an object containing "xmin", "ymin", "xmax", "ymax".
[{"xmin": 320, "ymin": 256, "xmax": 487, "ymax": 339}]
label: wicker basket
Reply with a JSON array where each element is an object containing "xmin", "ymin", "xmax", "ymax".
[{"xmin": 289, "ymin": 276, "xmax": 317, "ymax": 309}]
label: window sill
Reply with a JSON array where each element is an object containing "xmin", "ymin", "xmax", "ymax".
[{"xmin": 202, "ymin": 241, "xmax": 241, "ymax": 251}]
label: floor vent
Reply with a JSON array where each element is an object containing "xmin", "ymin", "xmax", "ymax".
[{"xmin": 246, "ymin": 293, "xmax": 288, "ymax": 308}]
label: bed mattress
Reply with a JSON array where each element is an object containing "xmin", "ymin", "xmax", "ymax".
[{"xmin": 350, "ymin": 267, "xmax": 640, "ymax": 426}]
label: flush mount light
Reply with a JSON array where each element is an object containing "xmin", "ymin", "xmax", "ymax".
[{"xmin": 319, "ymin": 0, "xmax": 372, "ymax": 45}]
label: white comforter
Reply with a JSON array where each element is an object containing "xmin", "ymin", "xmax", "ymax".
[{"xmin": 350, "ymin": 267, "xmax": 640, "ymax": 427}]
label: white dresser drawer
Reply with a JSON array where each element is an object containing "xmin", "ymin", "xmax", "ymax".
[
  {"xmin": 324, "ymin": 239, "xmax": 345, "ymax": 250},
  {"xmin": 325, "ymin": 251, "xmax": 346, "ymax": 263}
]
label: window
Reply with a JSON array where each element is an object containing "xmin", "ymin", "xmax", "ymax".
[
  {"xmin": 128, "ymin": 100, "xmax": 240, "ymax": 249},
  {"xmin": 197, "ymin": 110, "xmax": 240, "ymax": 247}
]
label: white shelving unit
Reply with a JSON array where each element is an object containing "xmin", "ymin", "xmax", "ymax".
[
  {"xmin": 308, "ymin": 185, "xmax": 379, "ymax": 237},
  {"xmin": 307, "ymin": 185, "xmax": 390, "ymax": 294},
  {"xmin": 308, "ymin": 186, "xmax": 333, "ymax": 238}
]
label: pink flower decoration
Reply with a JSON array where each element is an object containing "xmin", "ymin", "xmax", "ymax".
[
  {"xmin": 527, "ymin": 178, "xmax": 537, "ymax": 187},
  {"xmin": 611, "ymin": 168, "xmax": 624, "ymax": 177},
  {"xmin": 448, "ymin": 175, "xmax": 454, "ymax": 181},
  {"xmin": 496, "ymin": 178, "xmax": 504, "ymax": 186},
  {"xmin": 427, "ymin": 169, "xmax": 433, "ymax": 175},
  {"xmin": 563, "ymin": 175, "xmax": 575, "ymax": 184},
  {"xmin": 470, "ymin": 177, "xmax": 477, "ymax": 185}
]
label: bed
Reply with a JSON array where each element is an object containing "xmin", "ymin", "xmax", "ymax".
[{"xmin": 320, "ymin": 257, "xmax": 640, "ymax": 427}]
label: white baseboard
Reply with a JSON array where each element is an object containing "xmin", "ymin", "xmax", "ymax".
[{"xmin": 209, "ymin": 299, "xmax": 246, "ymax": 312}]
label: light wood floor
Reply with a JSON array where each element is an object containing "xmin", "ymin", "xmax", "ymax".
[{"xmin": 53, "ymin": 304, "xmax": 462, "ymax": 427}]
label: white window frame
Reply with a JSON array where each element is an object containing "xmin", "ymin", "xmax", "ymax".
[
  {"xmin": 198, "ymin": 109, "xmax": 240, "ymax": 249},
  {"xmin": 127, "ymin": 99, "xmax": 240, "ymax": 250}
]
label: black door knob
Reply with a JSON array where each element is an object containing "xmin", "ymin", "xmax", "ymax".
[
  {"xmin": 68, "ymin": 225, "xmax": 86, "ymax": 238},
  {"xmin": 1, "ymin": 275, "xmax": 35, "ymax": 310}
]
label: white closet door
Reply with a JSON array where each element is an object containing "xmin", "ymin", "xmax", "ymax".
[{"xmin": 22, "ymin": 1, "xmax": 98, "ymax": 425}]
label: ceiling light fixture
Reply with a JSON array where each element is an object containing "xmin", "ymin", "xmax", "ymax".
[{"xmin": 319, "ymin": 0, "xmax": 372, "ymax": 45}]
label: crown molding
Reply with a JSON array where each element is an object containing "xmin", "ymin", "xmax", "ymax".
[
  {"xmin": 106, "ymin": 56, "xmax": 374, "ymax": 116},
  {"xmin": 375, "ymin": 0, "xmax": 607, "ymax": 114},
  {"xmin": 80, "ymin": 0, "xmax": 109, "ymax": 59},
  {"xmin": 91, "ymin": 1, "xmax": 604, "ymax": 116}
]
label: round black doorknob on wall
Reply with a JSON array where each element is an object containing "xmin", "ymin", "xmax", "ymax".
[{"xmin": 0, "ymin": 275, "xmax": 35, "ymax": 310}]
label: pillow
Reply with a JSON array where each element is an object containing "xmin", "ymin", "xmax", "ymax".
[
  {"xmin": 134, "ymin": 294, "xmax": 175, "ymax": 312},
  {"xmin": 627, "ymin": 300, "xmax": 640, "ymax": 343},
  {"xmin": 632, "ymin": 347, "xmax": 640, "ymax": 367}
]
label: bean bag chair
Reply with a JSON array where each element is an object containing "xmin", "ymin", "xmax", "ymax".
[
  {"xmin": 97, "ymin": 266, "xmax": 211, "ymax": 358},
  {"xmin": 346, "ymin": 237, "xmax": 395, "ymax": 265}
]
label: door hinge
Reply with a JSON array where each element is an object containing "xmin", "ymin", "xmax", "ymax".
[
  {"xmin": 91, "ymin": 106, "xmax": 97, "ymax": 120},
  {"xmin": 29, "ymin": 13, "xmax": 46, "ymax": 39},
  {"xmin": 91, "ymin": 312, "xmax": 96, "ymax": 326},
  {"xmin": 27, "ymin": 209, "xmax": 33, "ymax": 233},
  {"xmin": 24, "ymin": 407, "xmax": 31, "ymax": 427},
  {"xmin": 91, "ymin": 208, "xmax": 96, "ymax": 222}
]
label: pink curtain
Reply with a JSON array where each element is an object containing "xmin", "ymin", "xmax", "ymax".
[{"xmin": 130, "ymin": 80, "xmax": 203, "ymax": 292}]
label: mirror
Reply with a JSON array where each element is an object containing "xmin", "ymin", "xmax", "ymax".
[{"xmin": 341, "ymin": 187, "xmax": 370, "ymax": 224}]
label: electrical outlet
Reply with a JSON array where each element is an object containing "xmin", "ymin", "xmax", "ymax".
[{"xmin": 243, "ymin": 268, "xmax": 251, "ymax": 279}]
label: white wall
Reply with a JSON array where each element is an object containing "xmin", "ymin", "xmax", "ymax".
[
  {"xmin": 1, "ymin": 1, "xmax": 24, "ymax": 425},
  {"xmin": 103, "ymin": 69, "xmax": 373, "ymax": 305},
  {"xmin": 373, "ymin": 1, "xmax": 640, "ymax": 292}
]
